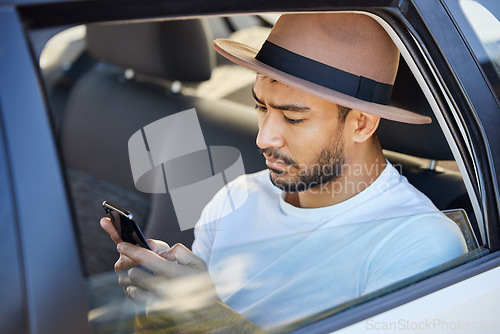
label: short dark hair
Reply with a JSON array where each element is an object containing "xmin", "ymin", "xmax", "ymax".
[{"xmin": 338, "ymin": 105, "xmax": 351, "ymax": 122}]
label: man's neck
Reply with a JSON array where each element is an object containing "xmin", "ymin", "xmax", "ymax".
[{"xmin": 285, "ymin": 151, "xmax": 387, "ymax": 209}]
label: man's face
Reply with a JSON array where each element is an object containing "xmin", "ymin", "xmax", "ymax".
[{"xmin": 253, "ymin": 74, "xmax": 347, "ymax": 192}]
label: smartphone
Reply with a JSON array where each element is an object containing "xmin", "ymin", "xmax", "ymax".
[{"xmin": 102, "ymin": 201, "xmax": 151, "ymax": 250}]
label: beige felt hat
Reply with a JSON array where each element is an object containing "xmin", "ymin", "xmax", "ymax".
[{"xmin": 213, "ymin": 13, "xmax": 431, "ymax": 124}]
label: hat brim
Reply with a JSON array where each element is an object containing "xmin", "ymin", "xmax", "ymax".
[{"xmin": 213, "ymin": 38, "xmax": 431, "ymax": 125}]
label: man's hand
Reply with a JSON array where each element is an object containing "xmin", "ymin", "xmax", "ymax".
[
  {"xmin": 100, "ymin": 217, "xmax": 215, "ymax": 309},
  {"xmin": 100, "ymin": 216, "xmax": 156, "ymax": 299},
  {"xmin": 117, "ymin": 241, "xmax": 219, "ymax": 313},
  {"xmin": 100, "ymin": 217, "xmax": 263, "ymax": 333}
]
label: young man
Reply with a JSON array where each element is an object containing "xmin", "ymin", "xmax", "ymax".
[{"xmin": 101, "ymin": 13, "xmax": 467, "ymax": 332}]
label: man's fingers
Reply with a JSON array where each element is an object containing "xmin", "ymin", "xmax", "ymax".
[
  {"xmin": 128, "ymin": 267, "xmax": 217, "ymax": 313},
  {"xmin": 100, "ymin": 217, "xmax": 122, "ymax": 245},
  {"xmin": 128, "ymin": 267, "xmax": 158, "ymax": 290},
  {"xmin": 148, "ymin": 239, "xmax": 171, "ymax": 255},
  {"xmin": 114, "ymin": 254, "xmax": 137, "ymax": 272},
  {"xmin": 117, "ymin": 242, "xmax": 182, "ymax": 278},
  {"xmin": 160, "ymin": 243, "xmax": 206, "ymax": 269},
  {"xmin": 117, "ymin": 270, "xmax": 132, "ymax": 290},
  {"xmin": 126, "ymin": 285, "xmax": 155, "ymax": 305},
  {"xmin": 118, "ymin": 267, "xmax": 156, "ymax": 295}
]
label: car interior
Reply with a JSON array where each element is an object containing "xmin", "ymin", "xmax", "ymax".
[{"xmin": 39, "ymin": 13, "xmax": 482, "ymax": 328}]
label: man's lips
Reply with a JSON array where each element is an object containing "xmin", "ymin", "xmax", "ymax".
[{"xmin": 264, "ymin": 154, "xmax": 290, "ymax": 170}]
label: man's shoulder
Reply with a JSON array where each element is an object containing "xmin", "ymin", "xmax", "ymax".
[
  {"xmin": 356, "ymin": 163, "xmax": 439, "ymax": 219},
  {"xmin": 402, "ymin": 212, "xmax": 463, "ymax": 236},
  {"xmin": 380, "ymin": 211, "xmax": 467, "ymax": 254}
]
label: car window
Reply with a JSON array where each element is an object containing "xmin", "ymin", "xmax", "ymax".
[
  {"xmin": 459, "ymin": 0, "xmax": 500, "ymax": 101},
  {"xmin": 38, "ymin": 12, "xmax": 484, "ymax": 333}
]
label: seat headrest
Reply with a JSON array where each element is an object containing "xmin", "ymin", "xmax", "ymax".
[
  {"xmin": 86, "ymin": 19, "xmax": 215, "ymax": 82},
  {"xmin": 378, "ymin": 59, "xmax": 454, "ymax": 161}
]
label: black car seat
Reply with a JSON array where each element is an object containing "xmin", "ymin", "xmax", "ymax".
[{"xmin": 59, "ymin": 19, "xmax": 265, "ymax": 275}]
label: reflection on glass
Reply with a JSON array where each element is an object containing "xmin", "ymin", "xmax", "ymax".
[
  {"xmin": 87, "ymin": 209, "xmax": 478, "ymax": 333},
  {"xmin": 460, "ymin": 0, "xmax": 500, "ymax": 98}
]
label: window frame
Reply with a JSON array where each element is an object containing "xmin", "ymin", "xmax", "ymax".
[
  {"xmin": 0, "ymin": 6, "xmax": 89, "ymax": 334},
  {"xmin": 414, "ymin": 0, "xmax": 500, "ymax": 250}
]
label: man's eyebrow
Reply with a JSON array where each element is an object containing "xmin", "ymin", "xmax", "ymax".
[
  {"xmin": 270, "ymin": 103, "xmax": 310, "ymax": 112},
  {"xmin": 252, "ymin": 88, "xmax": 264, "ymax": 105},
  {"xmin": 251, "ymin": 87, "xmax": 310, "ymax": 113}
]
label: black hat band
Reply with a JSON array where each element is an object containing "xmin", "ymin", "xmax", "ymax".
[{"xmin": 255, "ymin": 41, "xmax": 393, "ymax": 105}]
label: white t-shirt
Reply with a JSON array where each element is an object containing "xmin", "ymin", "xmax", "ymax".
[{"xmin": 192, "ymin": 163, "xmax": 468, "ymax": 329}]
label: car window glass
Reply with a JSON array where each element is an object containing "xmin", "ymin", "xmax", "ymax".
[
  {"xmin": 459, "ymin": 0, "xmax": 500, "ymax": 101},
  {"xmin": 38, "ymin": 13, "xmax": 484, "ymax": 333},
  {"xmin": 87, "ymin": 211, "xmax": 481, "ymax": 333}
]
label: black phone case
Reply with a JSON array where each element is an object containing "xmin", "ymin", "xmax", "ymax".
[{"xmin": 103, "ymin": 201, "xmax": 151, "ymax": 250}]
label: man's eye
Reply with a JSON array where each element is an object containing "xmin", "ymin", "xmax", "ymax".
[
  {"xmin": 284, "ymin": 116, "xmax": 304, "ymax": 125},
  {"xmin": 255, "ymin": 104, "xmax": 267, "ymax": 112}
]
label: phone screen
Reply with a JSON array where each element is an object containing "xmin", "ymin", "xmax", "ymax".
[{"xmin": 102, "ymin": 201, "xmax": 151, "ymax": 250}]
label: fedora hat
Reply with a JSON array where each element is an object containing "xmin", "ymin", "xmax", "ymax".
[{"xmin": 213, "ymin": 13, "xmax": 431, "ymax": 124}]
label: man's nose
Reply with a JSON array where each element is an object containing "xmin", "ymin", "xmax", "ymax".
[{"xmin": 256, "ymin": 112, "xmax": 285, "ymax": 149}]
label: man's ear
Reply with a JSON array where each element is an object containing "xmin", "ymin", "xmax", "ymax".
[{"xmin": 350, "ymin": 110, "xmax": 380, "ymax": 143}]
